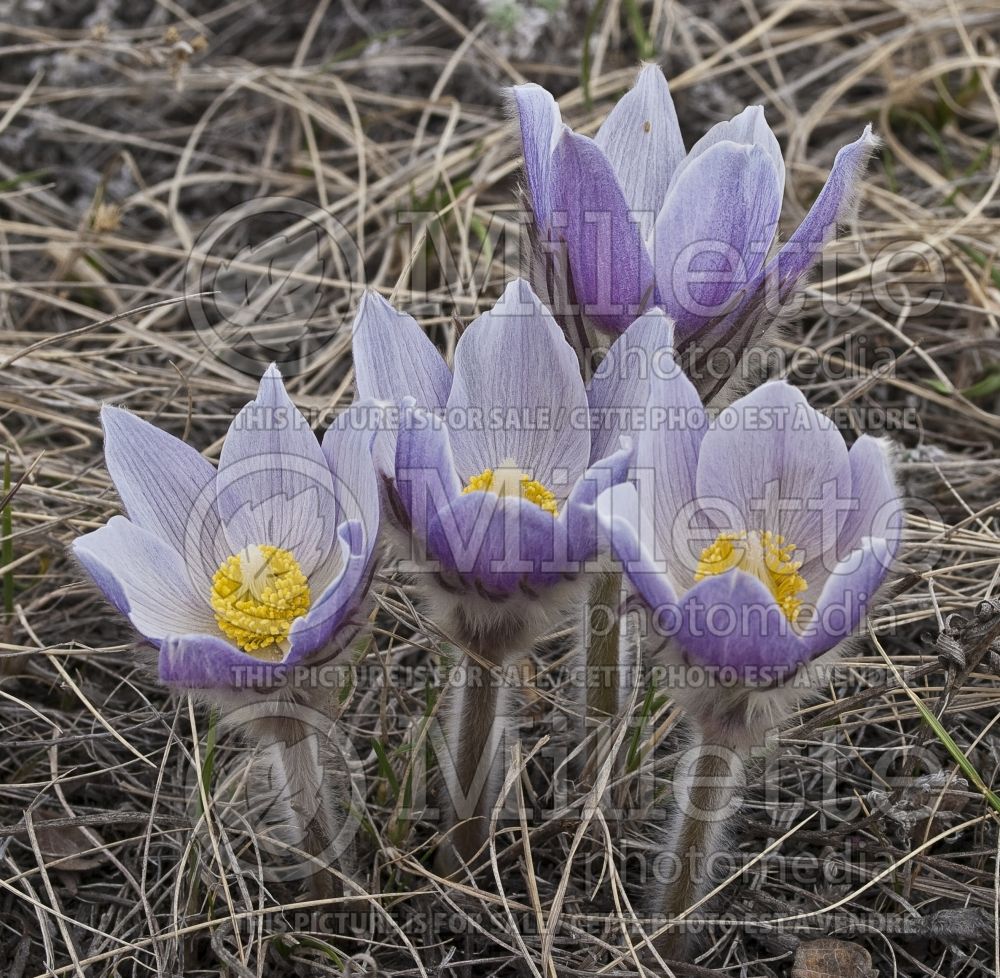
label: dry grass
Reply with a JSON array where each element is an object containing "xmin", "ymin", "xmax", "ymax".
[{"xmin": 1, "ymin": 0, "xmax": 999, "ymax": 975}]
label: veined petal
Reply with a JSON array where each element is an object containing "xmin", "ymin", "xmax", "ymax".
[
  {"xmin": 351, "ymin": 291, "xmax": 452, "ymax": 410},
  {"xmin": 695, "ymin": 381, "xmax": 851, "ymax": 559},
  {"xmin": 586, "ymin": 308, "xmax": 676, "ymax": 464},
  {"xmin": 73, "ymin": 516, "xmax": 215, "ymax": 640},
  {"xmin": 803, "ymin": 535, "xmax": 893, "ymax": 658},
  {"xmin": 653, "ymin": 141, "xmax": 782, "ymax": 335},
  {"xmin": 840, "ymin": 435, "xmax": 903, "ymax": 560},
  {"xmin": 159, "ymin": 632, "xmax": 272, "ymax": 690},
  {"xmin": 673, "ymin": 105, "xmax": 784, "ymax": 192},
  {"xmin": 446, "ymin": 280, "xmax": 590, "ymax": 497},
  {"xmin": 288, "ymin": 520, "xmax": 374, "ymax": 659},
  {"xmin": 549, "ymin": 129, "xmax": 657, "ymax": 335},
  {"xmin": 563, "ymin": 437, "xmax": 635, "ymax": 564},
  {"xmin": 216, "ymin": 365, "xmax": 339, "ymax": 580},
  {"xmin": 321, "ymin": 402, "xmax": 381, "ymax": 538},
  {"xmin": 394, "ymin": 405, "xmax": 462, "ymax": 541},
  {"xmin": 510, "ymin": 83, "xmax": 562, "ymax": 227},
  {"xmin": 594, "ymin": 64, "xmax": 685, "ymax": 233},
  {"xmin": 426, "ymin": 491, "xmax": 571, "ymax": 595},
  {"xmin": 766, "ymin": 126, "xmax": 877, "ymax": 293},
  {"xmin": 101, "ymin": 406, "xmax": 224, "ymax": 588},
  {"xmin": 677, "ymin": 569, "xmax": 810, "ymax": 678},
  {"xmin": 594, "ymin": 482, "xmax": 678, "ymax": 615}
]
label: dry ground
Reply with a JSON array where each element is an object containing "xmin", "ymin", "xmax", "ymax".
[{"xmin": 1, "ymin": 0, "xmax": 999, "ymax": 975}]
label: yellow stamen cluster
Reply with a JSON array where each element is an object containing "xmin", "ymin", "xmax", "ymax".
[
  {"xmin": 210, "ymin": 544, "xmax": 311, "ymax": 658},
  {"xmin": 462, "ymin": 459, "xmax": 558, "ymax": 516},
  {"xmin": 695, "ymin": 530, "xmax": 807, "ymax": 622}
]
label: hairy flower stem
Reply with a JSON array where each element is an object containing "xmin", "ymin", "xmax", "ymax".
[
  {"xmin": 237, "ymin": 682, "xmax": 358, "ymax": 905},
  {"xmin": 435, "ymin": 622, "xmax": 528, "ymax": 878},
  {"xmin": 580, "ymin": 571, "xmax": 625, "ymax": 780},
  {"xmin": 654, "ymin": 721, "xmax": 747, "ymax": 958}
]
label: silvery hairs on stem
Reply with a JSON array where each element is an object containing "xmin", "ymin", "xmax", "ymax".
[
  {"xmin": 72, "ymin": 364, "xmax": 380, "ymax": 897},
  {"xmin": 350, "ymin": 279, "xmax": 634, "ymax": 873}
]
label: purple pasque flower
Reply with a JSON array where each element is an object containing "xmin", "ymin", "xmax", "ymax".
[
  {"xmin": 512, "ymin": 65, "xmax": 876, "ymax": 391},
  {"xmin": 594, "ymin": 363, "xmax": 903, "ymax": 685},
  {"xmin": 351, "ymin": 279, "xmax": 633, "ymax": 609},
  {"xmin": 72, "ymin": 365, "xmax": 379, "ymax": 691}
]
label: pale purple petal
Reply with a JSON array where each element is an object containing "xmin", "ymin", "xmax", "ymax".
[
  {"xmin": 73, "ymin": 516, "xmax": 216, "ymax": 640},
  {"xmin": 563, "ymin": 437, "xmax": 635, "ymax": 563},
  {"xmin": 426, "ymin": 491, "xmax": 570, "ymax": 596},
  {"xmin": 672, "ymin": 105, "xmax": 783, "ymax": 192},
  {"xmin": 695, "ymin": 382, "xmax": 851, "ymax": 558},
  {"xmin": 394, "ymin": 405, "xmax": 462, "ymax": 541},
  {"xmin": 549, "ymin": 129, "xmax": 657, "ymax": 334},
  {"xmin": 803, "ymin": 536, "xmax": 893, "ymax": 657},
  {"xmin": 159, "ymin": 632, "xmax": 268, "ymax": 689},
  {"xmin": 765, "ymin": 126, "xmax": 877, "ymax": 293},
  {"xmin": 840, "ymin": 436, "xmax": 903, "ymax": 560},
  {"xmin": 653, "ymin": 141, "xmax": 782, "ymax": 333},
  {"xmin": 288, "ymin": 520, "xmax": 374, "ymax": 659},
  {"xmin": 321, "ymin": 402, "xmax": 381, "ymax": 536},
  {"xmin": 510, "ymin": 83, "xmax": 562, "ymax": 227},
  {"xmin": 594, "ymin": 64, "xmax": 686, "ymax": 235},
  {"xmin": 216, "ymin": 365, "xmax": 339, "ymax": 579},
  {"xmin": 446, "ymin": 280, "xmax": 590, "ymax": 498},
  {"xmin": 595, "ymin": 482, "xmax": 678, "ymax": 615},
  {"xmin": 101, "ymin": 406, "xmax": 224, "ymax": 587},
  {"xmin": 677, "ymin": 569, "xmax": 810, "ymax": 679},
  {"xmin": 586, "ymin": 308, "xmax": 676, "ymax": 464},
  {"xmin": 351, "ymin": 291, "xmax": 452, "ymax": 410}
]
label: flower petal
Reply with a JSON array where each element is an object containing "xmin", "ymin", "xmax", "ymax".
[
  {"xmin": 549, "ymin": 129, "xmax": 657, "ymax": 334},
  {"xmin": 695, "ymin": 381, "xmax": 851, "ymax": 559},
  {"xmin": 351, "ymin": 291, "xmax": 452, "ymax": 410},
  {"xmin": 216, "ymin": 365, "xmax": 339, "ymax": 579},
  {"xmin": 446, "ymin": 280, "xmax": 590, "ymax": 497},
  {"xmin": 586, "ymin": 307, "xmax": 676, "ymax": 464},
  {"xmin": 672, "ymin": 105, "xmax": 783, "ymax": 192},
  {"xmin": 803, "ymin": 536, "xmax": 893, "ymax": 658},
  {"xmin": 766, "ymin": 126, "xmax": 877, "ymax": 293},
  {"xmin": 595, "ymin": 482, "xmax": 678, "ymax": 615},
  {"xmin": 426, "ymin": 491, "xmax": 571, "ymax": 595},
  {"xmin": 288, "ymin": 520, "xmax": 374, "ymax": 659},
  {"xmin": 593, "ymin": 64, "xmax": 686, "ymax": 234},
  {"xmin": 653, "ymin": 140, "xmax": 782, "ymax": 335},
  {"xmin": 159, "ymin": 632, "xmax": 270, "ymax": 690},
  {"xmin": 677, "ymin": 569, "xmax": 810, "ymax": 678},
  {"xmin": 321, "ymin": 402, "xmax": 382, "ymax": 538},
  {"xmin": 394, "ymin": 404, "xmax": 462, "ymax": 542},
  {"xmin": 510, "ymin": 83, "xmax": 562, "ymax": 227},
  {"xmin": 563, "ymin": 436, "xmax": 635, "ymax": 564},
  {"xmin": 101, "ymin": 406, "xmax": 223, "ymax": 587},
  {"xmin": 840, "ymin": 436, "xmax": 903, "ymax": 559},
  {"xmin": 73, "ymin": 516, "xmax": 216, "ymax": 640}
]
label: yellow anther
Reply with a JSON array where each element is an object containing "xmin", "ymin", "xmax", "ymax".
[
  {"xmin": 462, "ymin": 458, "xmax": 558, "ymax": 516},
  {"xmin": 210, "ymin": 544, "xmax": 311, "ymax": 658},
  {"xmin": 695, "ymin": 529, "xmax": 807, "ymax": 622}
]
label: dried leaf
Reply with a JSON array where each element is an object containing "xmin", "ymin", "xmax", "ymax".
[{"xmin": 791, "ymin": 939, "xmax": 876, "ymax": 978}]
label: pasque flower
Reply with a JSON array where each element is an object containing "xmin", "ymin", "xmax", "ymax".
[
  {"xmin": 72, "ymin": 365, "xmax": 379, "ymax": 692},
  {"xmin": 351, "ymin": 279, "xmax": 633, "ymax": 871},
  {"xmin": 72, "ymin": 365, "xmax": 379, "ymax": 898},
  {"xmin": 513, "ymin": 65, "xmax": 876, "ymax": 394},
  {"xmin": 591, "ymin": 327, "xmax": 903, "ymax": 952}
]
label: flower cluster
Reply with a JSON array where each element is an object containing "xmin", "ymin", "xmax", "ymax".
[{"xmin": 70, "ymin": 61, "xmax": 903, "ymax": 906}]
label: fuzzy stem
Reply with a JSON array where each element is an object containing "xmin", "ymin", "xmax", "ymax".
[
  {"xmin": 242, "ymin": 689, "xmax": 357, "ymax": 904},
  {"xmin": 654, "ymin": 722, "xmax": 746, "ymax": 957},
  {"xmin": 436, "ymin": 658, "xmax": 514, "ymax": 875}
]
